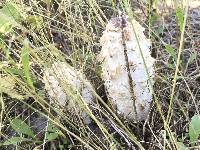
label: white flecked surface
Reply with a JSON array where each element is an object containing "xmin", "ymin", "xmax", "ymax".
[
  {"xmin": 99, "ymin": 16, "xmax": 155, "ymax": 121},
  {"xmin": 43, "ymin": 61, "xmax": 94, "ymax": 124}
]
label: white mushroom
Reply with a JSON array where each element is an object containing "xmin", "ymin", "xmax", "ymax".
[
  {"xmin": 43, "ymin": 61, "xmax": 94, "ymax": 124},
  {"xmin": 99, "ymin": 15, "xmax": 155, "ymax": 121}
]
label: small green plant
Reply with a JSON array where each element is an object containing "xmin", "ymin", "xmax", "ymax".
[
  {"xmin": 1, "ymin": 118, "xmax": 63, "ymax": 147},
  {"xmin": 173, "ymin": 115, "xmax": 200, "ymax": 149},
  {"xmin": 45, "ymin": 122, "xmax": 62, "ymax": 141},
  {"xmin": 10, "ymin": 118, "xmax": 35, "ymax": 138},
  {"xmin": 175, "ymin": 6, "xmax": 185, "ymax": 32},
  {"xmin": 189, "ymin": 115, "xmax": 200, "ymax": 145},
  {"xmin": 21, "ymin": 39, "xmax": 34, "ymax": 89},
  {"xmin": 1, "ymin": 118, "xmax": 36, "ymax": 147}
]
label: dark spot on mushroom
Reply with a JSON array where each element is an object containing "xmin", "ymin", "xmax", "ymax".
[{"xmin": 140, "ymin": 104, "xmax": 145, "ymax": 112}]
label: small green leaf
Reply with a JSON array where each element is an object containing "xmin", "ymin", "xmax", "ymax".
[
  {"xmin": 164, "ymin": 44, "xmax": 176, "ymax": 59},
  {"xmin": 46, "ymin": 132, "xmax": 59, "ymax": 141},
  {"xmin": 47, "ymin": 122, "xmax": 59, "ymax": 133},
  {"xmin": 2, "ymin": 137, "xmax": 28, "ymax": 146},
  {"xmin": 167, "ymin": 62, "xmax": 175, "ymax": 69},
  {"xmin": 177, "ymin": 142, "xmax": 188, "ymax": 150},
  {"xmin": 176, "ymin": 7, "xmax": 184, "ymax": 32},
  {"xmin": 188, "ymin": 51, "xmax": 197, "ymax": 65},
  {"xmin": 10, "ymin": 118, "xmax": 35, "ymax": 138},
  {"xmin": 189, "ymin": 115, "xmax": 200, "ymax": 145},
  {"xmin": 46, "ymin": 122, "xmax": 60, "ymax": 141},
  {"xmin": 21, "ymin": 39, "xmax": 34, "ymax": 89},
  {"xmin": 149, "ymin": 10, "xmax": 160, "ymax": 26}
]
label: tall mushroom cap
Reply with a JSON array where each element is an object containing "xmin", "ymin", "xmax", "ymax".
[
  {"xmin": 99, "ymin": 15, "xmax": 155, "ymax": 121},
  {"xmin": 43, "ymin": 61, "xmax": 94, "ymax": 124}
]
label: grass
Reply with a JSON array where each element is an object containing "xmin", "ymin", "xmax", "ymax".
[{"xmin": 0, "ymin": 0, "xmax": 200, "ymax": 149}]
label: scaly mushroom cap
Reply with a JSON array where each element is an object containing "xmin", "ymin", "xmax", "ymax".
[
  {"xmin": 43, "ymin": 61, "xmax": 94, "ymax": 124},
  {"xmin": 99, "ymin": 16, "xmax": 155, "ymax": 121}
]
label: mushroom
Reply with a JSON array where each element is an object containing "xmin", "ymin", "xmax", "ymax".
[{"xmin": 98, "ymin": 15, "xmax": 155, "ymax": 121}]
